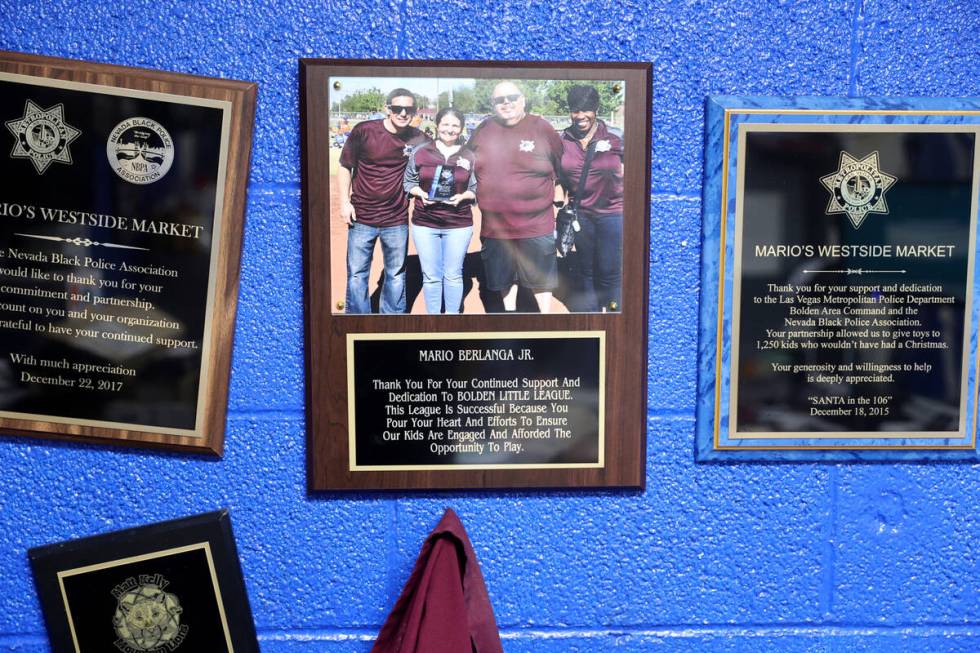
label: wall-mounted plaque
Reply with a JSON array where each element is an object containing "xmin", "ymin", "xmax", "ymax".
[
  {"xmin": 0, "ymin": 51, "xmax": 256, "ymax": 454},
  {"xmin": 697, "ymin": 96, "xmax": 980, "ymax": 461},
  {"xmin": 301, "ymin": 59, "xmax": 651, "ymax": 489},
  {"xmin": 29, "ymin": 510, "xmax": 259, "ymax": 653}
]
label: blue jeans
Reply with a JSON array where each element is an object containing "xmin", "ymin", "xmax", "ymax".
[
  {"xmin": 573, "ymin": 213, "xmax": 623, "ymax": 312},
  {"xmin": 345, "ymin": 222, "xmax": 408, "ymax": 313},
  {"xmin": 412, "ymin": 224, "xmax": 473, "ymax": 313}
]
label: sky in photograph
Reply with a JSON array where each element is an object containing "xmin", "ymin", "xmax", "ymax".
[{"xmin": 330, "ymin": 77, "xmax": 479, "ymax": 104}]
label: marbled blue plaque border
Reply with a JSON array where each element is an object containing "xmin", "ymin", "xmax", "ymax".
[{"xmin": 697, "ymin": 96, "xmax": 980, "ymax": 462}]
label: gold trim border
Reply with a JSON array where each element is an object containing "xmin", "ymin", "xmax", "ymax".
[
  {"xmin": 713, "ymin": 107, "xmax": 980, "ymax": 452},
  {"xmin": 56, "ymin": 541, "xmax": 234, "ymax": 653},
  {"xmin": 0, "ymin": 71, "xmax": 234, "ymax": 439},
  {"xmin": 347, "ymin": 331, "xmax": 606, "ymax": 471}
]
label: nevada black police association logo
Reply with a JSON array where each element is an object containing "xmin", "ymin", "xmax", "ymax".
[
  {"xmin": 819, "ymin": 150, "xmax": 897, "ymax": 229},
  {"xmin": 5, "ymin": 100, "xmax": 81, "ymax": 174},
  {"xmin": 107, "ymin": 117, "xmax": 174, "ymax": 184},
  {"xmin": 111, "ymin": 573, "xmax": 188, "ymax": 653}
]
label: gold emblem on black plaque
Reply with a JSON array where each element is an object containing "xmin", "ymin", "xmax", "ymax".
[{"xmin": 111, "ymin": 574, "xmax": 189, "ymax": 652}]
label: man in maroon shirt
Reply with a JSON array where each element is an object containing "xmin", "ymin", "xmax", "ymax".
[
  {"xmin": 338, "ymin": 88, "xmax": 428, "ymax": 313},
  {"xmin": 467, "ymin": 81, "xmax": 564, "ymax": 313}
]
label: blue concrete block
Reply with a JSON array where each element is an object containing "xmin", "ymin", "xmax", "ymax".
[
  {"xmin": 501, "ymin": 632, "xmax": 826, "ymax": 652},
  {"xmin": 648, "ymin": 195, "xmax": 701, "ymax": 411},
  {"xmin": 255, "ymin": 637, "xmax": 375, "ymax": 653},
  {"xmin": 0, "ymin": 638, "xmax": 48, "ymax": 653},
  {"xmin": 830, "ymin": 633, "xmax": 980, "ymax": 653},
  {"xmin": 229, "ymin": 187, "xmax": 305, "ymax": 412},
  {"xmin": 392, "ymin": 467, "xmax": 826, "ymax": 627},
  {"xmin": 499, "ymin": 632, "xmax": 980, "ymax": 652},
  {"xmin": 213, "ymin": 416, "xmax": 394, "ymax": 629},
  {"xmin": 855, "ymin": 1, "xmax": 980, "ymax": 96},
  {"xmin": 245, "ymin": 633, "xmax": 980, "ymax": 653},
  {"xmin": 832, "ymin": 466, "xmax": 980, "ymax": 623},
  {"xmin": 647, "ymin": 416, "xmax": 697, "ymax": 466}
]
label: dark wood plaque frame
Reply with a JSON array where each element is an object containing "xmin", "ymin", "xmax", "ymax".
[
  {"xmin": 0, "ymin": 51, "xmax": 257, "ymax": 455},
  {"xmin": 301, "ymin": 59, "xmax": 651, "ymax": 491}
]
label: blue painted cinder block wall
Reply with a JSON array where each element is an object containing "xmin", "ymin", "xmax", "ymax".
[{"xmin": 1, "ymin": 1, "xmax": 979, "ymax": 650}]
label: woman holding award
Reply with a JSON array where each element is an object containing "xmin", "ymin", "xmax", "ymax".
[
  {"xmin": 403, "ymin": 107, "xmax": 477, "ymax": 313},
  {"xmin": 559, "ymin": 85, "xmax": 624, "ymax": 312}
]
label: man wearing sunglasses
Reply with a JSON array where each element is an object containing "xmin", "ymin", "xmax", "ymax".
[
  {"xmin": 467, "ymin": 81, "xmax": 564, "ymax": 313},
  {"xmin": 338, "ymin": 88, "xmax": 429, "ymax": 313}
]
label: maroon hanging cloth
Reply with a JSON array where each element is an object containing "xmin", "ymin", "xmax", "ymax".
[{"xmin": 371, "ymin": 508, "xmax": 504, "ymax": 653}]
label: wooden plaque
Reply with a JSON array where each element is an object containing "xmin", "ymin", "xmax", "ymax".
[
  {"xmin": 0, "ymin": 51, "xmax": 256, "ymax": 454},
  {"xmin": 301, "ymin": 59, "xmax": 651, "ymax": 490}
]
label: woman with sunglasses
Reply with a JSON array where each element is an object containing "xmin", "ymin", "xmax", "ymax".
[
  {"xmin": 403, "ymin": 107, "xmax": 477, "ymax": 313},
  {"xmin": 559, "ymin": 84, "xmax": 624, "ymax": 312}
]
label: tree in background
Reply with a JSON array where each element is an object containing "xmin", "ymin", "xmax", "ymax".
[
  {"xmin": 334, "ymin": 80, "xmax": 625, "ymax": 119},
  {"xmin": 332, "ymin": 88, "xmax": 432, "ymax": 114},
  {"xmin": 541, "ymin": 80, "xmax": 623, "ymax": 117},
  {"xmin": 333, "ymin": 88, "xmax": 385, "ymax": 113},
  {"xmin": 437, "ymin": 79, "xmax": 624, "ymax": 117}
]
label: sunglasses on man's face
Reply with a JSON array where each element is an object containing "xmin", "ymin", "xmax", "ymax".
[
  {"xmin": 388, "ymin": 104, "xmax": 417, "ymax": 115},
  {"xmin": 492, "ymin": 94, "xmax": 522, "ymax": 106}
]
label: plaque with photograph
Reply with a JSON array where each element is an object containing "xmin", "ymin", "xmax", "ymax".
[
  {"xmin": 0, "ymin": 51, "xmax": 256, "ymax": 454},
  {"xmin": 301, "ymin": 59, "xmax": 651, "ymax": 489},
  {"xmin": 697, "ymin": 96, "xmax": 980, "ymax": 461},
  {"xmin": 29, "ymin": 510, "xmax": 258, "ymax": 653}
]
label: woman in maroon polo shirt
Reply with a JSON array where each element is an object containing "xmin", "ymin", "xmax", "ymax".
[
  {"xmin": 403, "ymin": 107, "xmax": 477, "ymax": 313},
  {"xmin": 559, "ymin": 85, "xmax": 624, "ymax": 312}
]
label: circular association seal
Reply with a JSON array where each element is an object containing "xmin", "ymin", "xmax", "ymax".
[
  {"xmin": 112, "ymin": 583, "xmax": 186, "ymax": 652},
  {"xmin": 106, "ymin": 117, "xmax": 174, "ymax": 185},
  {"xmin": 23, "ymin": 118, "xmax": 61, "ymax": 154},
  {"xmin": 835, "ymin": 166, "xmax": 883, "ymax": 209}
]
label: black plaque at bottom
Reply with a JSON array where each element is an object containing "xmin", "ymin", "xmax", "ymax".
[
  {"xmin": 348, "ymin": 332, "xmax": 604, "ymax": 469},
  {"xmin": 29, "ymin": 510, "xmax": 259, "ymax": 653}
]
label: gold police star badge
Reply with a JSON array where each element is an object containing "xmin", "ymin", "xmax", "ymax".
[
  {"xmin": 5, "ymin": 100, "xmax": 81, "ymax": 174},
  {"xmin": 819, "ymin": 150, "xmax": 896, "ymax": 229}
]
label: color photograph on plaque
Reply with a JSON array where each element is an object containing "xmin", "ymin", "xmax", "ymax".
[
  {"xmin": 29, "ymin": 510, "xmax": 259, "ymax": 653},
  {"xmin": 0, "ymin": 51, "xmax": 257, "ymax": 454},
  {"xmin": 301, "ymin": 59, "xmax": 651, "ymax": 490},
  {"xmin": 697, "ymin": 96, "xmax": 980, "ymax": 461}
]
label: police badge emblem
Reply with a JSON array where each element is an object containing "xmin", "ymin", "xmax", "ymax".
[
  {"xmin": 819, "ymin": 150, "xmax": 897, "ymax": 229},
  {"xmin": 519, "ymin": 139, "xmax": 535, "ymax": 152},
  {"xmin": 5, "ymin": 100, "xmax": 81, "ymax": 174}
]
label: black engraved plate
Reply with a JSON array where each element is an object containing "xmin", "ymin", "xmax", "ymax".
[
  {"xmin": 0, "ymin": 74, "xmax": 222, "ymax": 435},
  {"xmin": 348, "ymin": 333, "xmax": 604, "ymax": 469},
  {"xmin": 735, "ymin": 130, "xmax": 973, "ymax": 435}
]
